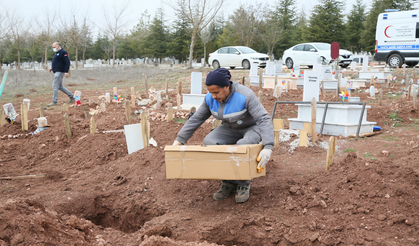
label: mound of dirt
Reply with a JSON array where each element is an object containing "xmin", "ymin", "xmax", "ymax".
[{"xmin": 0, "ymin": 199, "xmax": 95, "ymax": 245}]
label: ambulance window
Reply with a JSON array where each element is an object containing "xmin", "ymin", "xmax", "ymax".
[{"xmin": 417, "ymin": 22, "xmax": 419, "ymax": 38}]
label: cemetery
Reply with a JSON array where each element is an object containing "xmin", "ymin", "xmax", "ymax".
[{"xmin": 0, "ymin": 60, "xmax": 418, "ymax": 245}]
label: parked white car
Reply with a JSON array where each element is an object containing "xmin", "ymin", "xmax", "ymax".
[
  {"xmin": 208, "ymin": 46, "xmax": 269, "ymax": 69},
  {"xmin": 282, "ymin": 42, "xmax": 354, "ymax": 69}
]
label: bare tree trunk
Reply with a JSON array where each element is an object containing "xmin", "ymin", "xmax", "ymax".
[
  {"xmin": 203, "ymin": 45, "xmax": 207, "ymax": 66},
  {"xmin": 188, "ymin": 31, "xmax": 197, "ymax": 69},
  {"xmin": 112, "ymin": 40, "xmax": 116, "ymax": 68},
  {"xmin": 17, "ymin": 45, "xmax": 21, "ymax": 69},
  {"xmin": 82, "ymin": 49, "xmax": 86, "ymax": 68},
  {"xmin": 75, "ymin": 46, "xmax": 78, "ymax": 70},
  {"xmin": 45, "ymin": 47, "xmax": 48, "ymax": 69}
]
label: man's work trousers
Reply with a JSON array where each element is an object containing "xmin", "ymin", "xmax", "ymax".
[{"xmin": 52, "ymin": 72, "xmax": 74, "ymax": 103}]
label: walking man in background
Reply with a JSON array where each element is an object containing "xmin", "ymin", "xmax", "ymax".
[
  {"xmin": 47, "ymin": 42, "xmax": 74, "ymax": 106},
  {"xmin": 173, "ymin": 68, "xmax": 274, "ymax": 203}
]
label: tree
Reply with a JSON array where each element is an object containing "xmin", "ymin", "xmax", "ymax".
[
  {"xmin": 0, "ymin": 3, "xmax": 7, "ymax": 70},
  {"xmin": 165, "ymin": 0, "xmax": 224, "ymax": 68},
  {"xmin": 102, "ymin": 1, "xmax": 132, "ymax": 67},
  {"xmin": 272, "ymin": 0, "xmax": 296, "ymax": 57},
  {"xmin": 6, "ymin": 9, "xmax": 29, "ymax": 69},
  {"xmin": 346, "ymin": 0, "xmax": 366, "ymax": 53},
  {"xmin": 228, "ymin": 4, "xmax": 261, "ymax": 47},
  {"xmin": 292, "ymin": 8, "xmax": 308, "ymax": 45},
  {"xmin": 199, "ymin": 22, "xmax": 215, "ymax": 65},
  {"xmin": 142, "ymin": 8, "xmax": 167, "ymax": 62},
  {"xmin": 36, "ymin": 8, "xmax": 56, "ymax": 69},
  {"xmin": 306, "ymin": 0, "xmax": 346, "ymax": 45},
  {"xmin": 260, "ymin": 10, "xmax": 283, "ymax": 61},
  {"xmin": 361, "ymin": 0, "xmax": 416, "ymax": 53},
  {"xmin": 168, "ymin": 13, "xmax": 191, "ymax": 63},
  {"xmin": 129, "ymin": 10, "xmax": 151, "ymax": 59}
]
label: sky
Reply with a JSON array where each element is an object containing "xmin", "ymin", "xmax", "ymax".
[{"xmin": 3, "ymin": 0, "xmax": 419, "ymax": 37}]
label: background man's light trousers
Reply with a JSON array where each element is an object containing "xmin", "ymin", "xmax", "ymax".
[
  {"xmin": 52, "ymin": 72, "xmax": 74, "ymax": 103},
  {"xmin": 203, "ymin": 125, "xmax": 262, "ymax": 186}
]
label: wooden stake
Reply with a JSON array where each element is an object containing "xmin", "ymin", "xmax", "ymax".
[
  {"xmin": 303, "ymin": 122, "xmax": 312, "ymax": 135},
  {"xmin": 165, "ymin": 78, "xmax": 169, "ymax": 96},
  {"xmin": 321, "ymin": 80, "xmax": 324, "ymax": 98},
  {"xmin": 64, "ymin": 113, "xmax": 72, "ymax": 139},
  {"xmin": 84, "ymin": 111, "xmax": 89, "ymax": 119},
  {"xmin": 212, "ymin": 119, "xmax": 221, "ymax": 129},
  {"xmin": 0, "ymin": 107, "xmax": 4, "ymax": 127},
  {"xmin": 0, "ymin": 174, "xmax": 45, "ymax": 180},
  {"xmin": 39, "ymin": 103, "xmax": 44, "ymax": 117},
  {"xmin": 167, "ymin": 106, "xmax": 173, "ymax": 122},
  {"xmin": 21, "ymin": 102, "xmax": 28, "ymax": 131},
  {"xmin": 325, "ymin": 136, "xmax": 337, "ymax": 171},
  {"xmin": 100, "ymin": 102, "xmax": 106, "ymax": 112},
  {"xmin": 337, "ymin": 74, "xmax": 341, "ymax": 97},
  {"xmin": 63, "ymin": 103, "xmax": 68, "ymax": 112},
  {"xmin": 177, "ymin": 93, "xmax": 182, "ymax": 111},
  {"xmin": 370, "ymin": 75, "xmax": 374, "ymax": 86},
  {"xmin": 258, "ymin": 90, "xmax": 263, "ymax": 102},
  {"xmin": 408, "ymin": 83, "xmax": 412, "ymax": 100},
  {"xmin": 379, "ymin": 88, "xmax": 383, "ymax": 106},
  {"xmin": 246, "ymin": 76, "xmax": 251, "ymax": 87},
  {"xmin": 259, "ymin": 69, "xmax": 263, "ymax": 88},
  {"xmin": 413, "ymin": 87, "xmax": 417, "ymax": 109},
  {"xmin": 90, "ymin": 117, "xmax": 96, "ymax": 134},
  {"xmin": 299, "ymin": 130, "xmax": 308, "ymax": 147},
  {"xmin": 274, "ymin": 74, "xmax": 278, "ymax": 87},
  {"xmin": 143, "ymin": 74, "xmax": 148, "ymax": 98},
  {"xmin": 113, "ymin": 87, "xmax": 117, "ymax": 95},
  {"xmin": 131, "ymin": 87, "xmax": 135, "ymax": 108},
  {"xmin": 241, "ymin": 76, "xmax": 245, "ymax": 85},
  {"xmin": 403, "ymin": 64, "xmax": 406, "ymax": 75},
  {"xmin": 311, "ymin": 98, "xmax": 317, "ymax": 144},
  {"xmin": 140, "ymin": 112, "xmax": 149, "ymax": 148},
  {"xmin": 89, "ymin": 99, "xmax": 94, "ymax": 106},
  {"xmin": 125, "ymin": 101, "xmax": 131, "ymax": 124},
  {"xmin": 273, "ymin": 119, "xmax": 284, "ymax": 147},
  {"xmin": 177, "ymin": 78, "xmax": 182, "ymax": 96}
]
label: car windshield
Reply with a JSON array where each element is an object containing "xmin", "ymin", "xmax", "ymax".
[
  {"xmin": 236, "ymin": 47, "xmax": 257, "ymax": 54},
  {"xmin": 313, "ymin": 43, "xmax": 331, "ymax": 50}
]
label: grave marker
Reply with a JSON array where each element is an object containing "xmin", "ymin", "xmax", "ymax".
[
  {"xmin": 191, "ymin": 72, "xmax": 202, "ymax": 94},
  {"xmin": 90, "ymin": 117, "xmax": 96, "ymax": 134},
  {"xmin": 64, "ymin": 113, "xmax": 72, "ymax": 139},
  {"xmin": 100, "ymin": 102, "xmax": 106, "ymax": 112},
  {"xmin": 273, "ymin": 119, "xmax": 284, "ymax": 147},
  {"xmin": 39, "ymin": 103, "xmax": 44, "ymax": 117},
  {"xmin": 299, "ymin": 130, "xmax": 308, "ymax": 147},
  {"xmin": 0, "ymin": 108, "xmax": 4, "ymax": 127},
  {"xmin": 311, "ymin": 98, "xmax": 317, "ymax": 144},
  {"xmin": 177, "ymin": 94, "xmax": 182, "ymax": 111},
  {"xmin": 258, "ymin": 90, "xmax": 263, "ymax": 102},
  {"xmin": 125, "ymin": 101, "xmax": 131, "ymax": 124},
  {"xmin": 21, "ymin": 103, "xmax": 28, "ymax": 131},
  {"xmin": 325, "ymin": 136, "xmax": 337, "ymax": 171},
  {"xmin": 413, "ymin": 87, "xmax": 417, "ymax": 109},
  {"xmin": 89, "ymin": 99, "xmax": 94, "ymax": 106},
  {"xmin": 143, "ymin": 74, "xmax": 148, "ymax": 97},
  {"xmin": 362, "ymin": 56, "xmax": 368, "ymax": 72},
  {"xmin": 303, "ymin": 71, "xmax": 320, "ymax": 102},
  {"xmin": 303, "ymin": 122, "xmax": 312, "ymax": 135},
  {"xmin": 131, "ymin": 87, "xmax": 135, "ymax": 107},
  {"xmin": 249, "ymin": 62, "xmax": 258, "ymax": 76},
  {"xmin": 63, "ymin": 103, "xmax": 69, "ymax": 112},
  {"xmin": 259, "ymin": 69, "xmax": 263, "ymax": 88},
  {"xmin": 113, "ymin": 87, "xmax": 117, "ymax": 95},
  {"xmin": 84, "ymin": 111, "xmax": 89, "ymax": 119},
  {"xmin": 140, "ymin": 112, "xmax": 149, "ymax": 148},
  {"xmin": 177, "ymin": 78, "xmax": 182, "ymax": 96}
]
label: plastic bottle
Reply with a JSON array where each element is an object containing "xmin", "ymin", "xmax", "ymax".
[{"xmin": 370, "ymin": 85, "xmax": 375, "ymax": 97}]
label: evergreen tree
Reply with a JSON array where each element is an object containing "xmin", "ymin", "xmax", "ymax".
[
  {"xmin": 293, "ymin": 8, "xmax": 308, "ymax": 45},
  {"xmin": 306, "ymin": 0, "xmax": 346, "ymax": 46},
  {"xmin": 361, "ymin": 0, "xmax": 416, "ymax": 53},
  {"xmin": 346, "ymin": 0, "xmax": 366, "ymax": 53},
  {"xmin": 142, "ymin": 8, "xmax": 167, "ymax": 62},
  {"xmin": 167, "ymin": 13, "xmax": 191, "ymax": 63},
  {"xmin": 272, "ymin": 0, "xmax": 297, "ymax": 57}
]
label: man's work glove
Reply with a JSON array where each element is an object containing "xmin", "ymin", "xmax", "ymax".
[
  {"xmin": 172, "ymin": 140, "xmax": 183, "ymax": 146},
  {"xmin": 257, "ymin": 148, "xmax": 272, "ymax": 172}
]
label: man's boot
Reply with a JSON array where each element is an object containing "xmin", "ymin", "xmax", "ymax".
[
  {"xmin": 68, "ymin": 97, "xmax": 75, "ymax": 104},
  {"xmin": 47, "ymin": 102, "xmax": 57, "ymax": 107},
  {"xmin": 235, "ymin": 184, "xmax": 250, "ymax": 203},
  {"xmin": 213, "ymin": 181, "xmax": 236, "ymax": 200}
]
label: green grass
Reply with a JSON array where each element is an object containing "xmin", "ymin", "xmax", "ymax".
[
  {"xmin": 173, "ymin": 118, "xmax": 187, "ymax": 124},
  {"xmin": 380, "ymin": 135, "xmax": 399, "ymax": 141},
  {"xmin": 389, "ymin": 112, "xmax": 403, "ymax": 122},
  {"xmin": 393, "ymin": 122, "xmax": 402, "ymax": 127},
  {"xmin": 344, "ymin": 148, "xmax": 356, "ymax": 153},
  {"xmin": 390, "ymin": 155, "xmax": 396, "ymax": 159},
  {"xmin": 363, "ymin": 152, "xmax": 372, "ymax": 158}
]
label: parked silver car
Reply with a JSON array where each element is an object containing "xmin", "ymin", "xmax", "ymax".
[{"xmin": 208, "ymin": 46, "xmax": 269, "ymax": 69}]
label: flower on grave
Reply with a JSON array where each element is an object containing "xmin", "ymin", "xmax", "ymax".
[
  {"xmin": 332, "ymin": 70, "xmax": 335, "ymax": 75},
  {"xmin": 375, "ymin": 77, "xmax": 379, "ymax": 83},
  {"xmin": 282, "ymin": 80, "xmax": 285, "ymax": 85},
  {"xmin": 369, "ymin": 63, "xmax": 374, "ymax": 67},
  {"xmin": 114, "ymin": 94, "xmax": 121, "ymax": 101}
]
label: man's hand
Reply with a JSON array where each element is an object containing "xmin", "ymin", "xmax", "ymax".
[
  {"xmin": 65, "ymin": 73, "xmax": 69, "ymax": 78},
  {"xmin": 172, "ymin": 140, "xmax": 183, "ymax": 146},
  {"xmin": 257, "ymin": 148, "xmax": 272, "ymax": 169},
  {"xmin": 48, "ymin": 68, "xmax": 52, "ymax": 72}
]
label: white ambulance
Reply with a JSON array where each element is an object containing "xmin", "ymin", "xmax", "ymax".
[{"xmin": 374, "ymin": 10, "xmax": 419, "ymax": 68}]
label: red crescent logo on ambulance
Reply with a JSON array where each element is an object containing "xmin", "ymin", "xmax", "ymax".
[{"xmin": 384, "ymin": 25, "xmax": 393, "ymax": 38}]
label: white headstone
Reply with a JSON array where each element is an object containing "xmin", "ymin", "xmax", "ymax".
[
  {"xmin": 321, "ymin": 66, "xmax": 333, "ymax": 80},
  {"xmin": 313, "ymin": 63, "xmax": 322, "ymax": 73},
  {"xmin": 362, "ymin": 56, "xmax": 369, "ymax": 72},
  {"xmin": 294, "ymin": 64, "xmax": 300, "ymax": 77},
  {"xmin": 303, "ymin": 71, "xmax": 320, "ymax": 102},
  {"xmin": 350, "ymin": 62, "xmax": 356, "ymax": 71},
  {"xmin": 124, "ymin": 123, "xmax": 146, "ymax": 154},
  {"xmin": 191, "ymin": 72, "xmax": 203, "ymax": 94},
  {"xmin": 249, "ymin": 62, "xmax": 258, "ymax": 76},
  {"xmin": 265, "ymin": 61, "xmax": 274, "ymax": 76},
  {"xmin": 274, "ymin": 60, "xmax": 283, "ymax": 74}
]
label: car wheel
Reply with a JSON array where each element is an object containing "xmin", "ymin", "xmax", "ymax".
[
  {"xmin": 242, "ymin": 59, "xmax": 250, "ymax": 69},
  {"xmin": 307, "ymin": 65, "xmax": 313, "ymax": 69},
  {"xmin": 285, "ymin": 58, "xmax": 293, "ymax": 69},
  {"xmin": 230, "ymin": 66, "xmax": 235, "ymax": 69},
  {"xmin": 321, "ymin": 57, "xmax": 327, "ymax": 65},
  {"xmin": 387, "ymin": 54, "xmax": 403, "ymax": 68},
  {"xmin": 340, "ymin": 64, "xmax": 349, "ymax": 68},
  {"xmin": 212, "ymin": 60, "xmax": 220, "ymax": 69}
]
